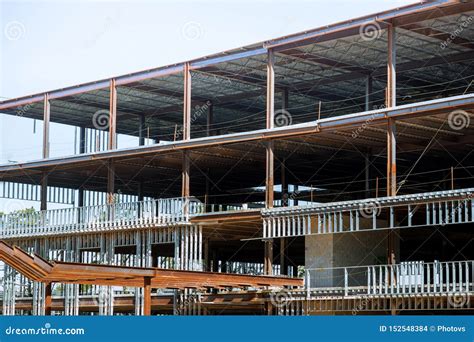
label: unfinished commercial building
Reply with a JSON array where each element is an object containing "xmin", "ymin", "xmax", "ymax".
[{"xmin": 0, "ymin": 0, "xmax": 473, "ymax": 315}]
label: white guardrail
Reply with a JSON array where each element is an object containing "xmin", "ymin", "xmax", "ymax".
[
  {"xmin": 306, "ymin": 260, "xmax": 474, "ymax": 297},
  {"xmin": 0, "ymin": 197, "xmax": 204, "ymax": 238}
]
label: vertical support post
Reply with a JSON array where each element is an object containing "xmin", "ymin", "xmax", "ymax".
[
  {"xmin": 365, "ymin": 151, "xmax": 371, "ymax": 198},
  {"xmin": 265, "ymin": 49, "xmax": 275, "ymax": 209},
  {"xmin": 40, "ymin": 174, "xmax": 48, "ymax": 211},
  {"xmin": 183, "ymin": 62, "xmax": 192, "ymax": 141},
  {"xmin": 387, "ymin": 119, "xmax": 397, "ymax": 196},
  {"xmin": 212, "ymin": 250, "xmax": 218, "ymax": 272},
  {"xmin": 138, "ymin": 181, "xmax": 144, "ymax": 202},
  {"xmin": 109, "ymin": 79, "xmax": 117, "ymax": 150},
  {"xmin": 143, "ymin": 277, "xmax": 152, "ymax": 316},
  {"xmin": 204, "ymin": 238, "xmax": 209, "ymax": 271},
  {"xmin": 387, "ymin": 24, "xmax": 398, "ymax": 269},
  {"xmin": 265, "ymin": 141, "xmax": 274, "ymax": 208},
  {"xmin": 206, "ymin": 100, "xmax": 213, "ymax": 137},
  {"xmin": 365, "ymin": 75, "xmax": 373, "ymax": 111},
  {"xmin": 266, "ymin": 49, "xmax": 275, "ymax": 130},
  {"xmin": 264, "ymin": 239, "xmax": 273, "ymax": 275},
  {"xmin": 182, "ymin": 152, "xmax": 190, "ymax": 199},
  {"xmin": 281, "ymin": 160, "xmax": 288, "ymax": 206},
  {"xmin": 78, "ymin": 127, "xmax": 86, "ymax": 208},
  {"xmin": 281, "ymin": 89, "xmax": 289, "ymax": 207},
  {"xmin": 44, "ymin": 282, "xmax": 52, "ymax": 316},
  {"xmin": 139, "ymin": 114, "xmax": 145, "ymax": 146},
  {"xmin": 78, "ymin": 188, "xmax": 84, "ymax": 208},
  {"xmin": 107, "ymin": 160, "xmax": 115, "ymax": 205},
  {"xmin": 204, "ymin": 168, "xmax": 211, "ymax": 212},
  {"xmin": 43, "ymin": 94, "xmax": 50, "ymax": 159},
  {"xmin": 79, "ymin": 126, "xmax": 86, "ymax": 154},
  {"xmin": 280, "ymin": 238, "xmax": 287, "ymax": 275},
  {"xmin": 386, "ymin": 24, "xmax": 396, "ymax": 108}
]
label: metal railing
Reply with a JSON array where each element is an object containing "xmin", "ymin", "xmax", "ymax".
[
  {"xmin": 306, "ymin": 260, "xmax": 474, "ymax": 297},
  {"xmin": 263, "ymin": 188, "xmax": 474, "ymax": 238},
  {"xmin": 0, "ymin": 197, "xmax": 204, "ymax": 238}
]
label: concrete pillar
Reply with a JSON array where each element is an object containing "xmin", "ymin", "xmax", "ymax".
[{"xmin": 305, "ymin": 231, "xmax": 387, "ymax": 288}]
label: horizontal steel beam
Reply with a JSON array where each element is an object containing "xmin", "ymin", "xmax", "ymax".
[{"xmin": 0, "ymin": 93, "xmax": 472, "ymax": 174}]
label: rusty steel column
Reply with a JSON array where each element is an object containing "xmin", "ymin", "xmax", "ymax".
[
  {"xmin": 108, "ymin": 79, "xmax": 117, "ymax": 150},
  {"xmin": 143, "ymin": 277, "xmax": 152, "ymax": 316},
  {"xmin": 266, "ymin": 49, "xmax": 275, "ymax": 130},
  {"xmin": 264, "ymin": 239, "xmax": 273, "ymax": 275},
  {"xmin": 386, "ymin": 22, "xmax": 397, "ymax": 196},
  {"xmin": 387, "ymin": 118, "xmax": 398, "ymax": 266},
  {"xmin": 265, "ymin": 142, "xmax": 274, "ymax": 208},
  {"xmin": 386, "ymin": 24, "xmax": 399, "ymax": 267},
  {"xmin": 182, "ymin": 151, "xmax": 190, "ymax": 198},
  {"xmin": 387, "ymin": 119, "xmax": 397, "ymax": 196},
  {"xmin": 386, "ymin": 24, "xmax": 396, "ymax": 108},
  {"xmin": 44, "ymin": 282, "xmax": 52, "ymax": 315},
  {"xmin": 107, "ymin": 160, "xmax": 115, "ymax": 204},
  {"xmin": 280, "ymin": 238, "xmax": 287, "ymax": 276},
  {"xmin": 43, "ymin": 94, "xmax": 50, "ymax": 159},
  {"xmin": 40, "ymin": 94, "xmax": 51, "ymax": 211},
  {"xmin": 183, "ymin": 62, "xmax": 191, "ymax": 141},
  {"xmin": 265, "ymin": 49, "xmax": 275, "ymax": 209}
]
